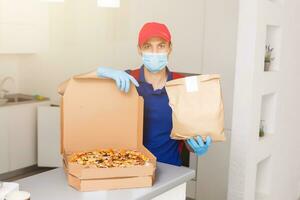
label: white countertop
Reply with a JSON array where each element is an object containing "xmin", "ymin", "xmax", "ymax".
[{"xmin": 16, "ymin": 162, "xmax": 195, "ymax": 200}]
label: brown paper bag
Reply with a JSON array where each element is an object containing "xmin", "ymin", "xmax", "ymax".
[{"xmin": 165, "ymin": 74, "xmax": 225, "ymax": 142}]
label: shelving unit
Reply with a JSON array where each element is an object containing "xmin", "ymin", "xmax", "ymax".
[
  {"xmin": 255, "ymin": 0, "xmax": 282, "ymax": 199},
  {"xmin": 227, "ymin": 0, "xmax": 284, "ymax": 199}
]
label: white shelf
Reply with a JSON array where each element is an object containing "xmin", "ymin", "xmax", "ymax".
[
  {"xmin": 259, "ymin": 93, "xmax": 277, "ymax": 139},
  {"xmin": 256, "ymin": 134, "xmax": 273, "ymax": 163},
  {"xmin": 255, "ymin": 157, "xmax": 272, "ymax": 199},
  {"xmin": 264, "ymin": 25, "xmax": 281, "ymax": 72},
  {"xmin": 261, "ymin": 71, "xmax": 280, "ymax": 94}
]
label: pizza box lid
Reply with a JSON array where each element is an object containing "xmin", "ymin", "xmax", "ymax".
[{"xmin": 59, "ymin": 72, "xmax": 144, "ymax": 154}]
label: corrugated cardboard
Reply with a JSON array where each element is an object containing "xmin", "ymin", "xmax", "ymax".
[
  {"xmin": 67, "ymin": 174, "xmax": 153, "ymax": 192},
  {"xmin": 59, "ymin": 71, "xmax": 156, "ymax": 191},
  {"xmin": 165, "ymin": 74, "xmax": 225, "ymax": 142}
]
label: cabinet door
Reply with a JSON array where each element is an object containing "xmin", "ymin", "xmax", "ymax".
[
  {"xmin": 37, "ymin": 106, "xmax": 62, "ymax": 167},
  {"xmin": 0, "ymin": 108, "xmax": 10, "ymax": 174},
  {"xmin": 0, "ymin": 0, "xmax": 38, "ymax": 24},
  {"xmin": 8, "ymin": 104, "xmax": 38, "ymax": 171},
  {"xmin": 0, "ymin": 0, "xmax": 48, "ymax": 53},
  {"xmin": 0, "ymin": 23, "xmax": 38, "ymax": 54}
]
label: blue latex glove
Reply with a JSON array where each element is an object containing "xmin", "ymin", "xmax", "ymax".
[
  {"xmin": 187, "ymin": 136, "xmax": 212, "ymax": 156},
  {"xmin": 97, "ymin": 67, "xmax": 139, "ymax": 93}
]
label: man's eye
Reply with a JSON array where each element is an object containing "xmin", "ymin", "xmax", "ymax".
[
  {"xmin": 143, "ymin": 45, "xmax": 150, "ymax": 49},
  {"xmin": 159, "ymin": 44, "xmax": 166, "ymax": 48}
]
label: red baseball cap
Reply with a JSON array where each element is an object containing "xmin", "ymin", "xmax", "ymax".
[{"xmin": 138, "ymin": 22, "xmax": 171, "ymax": 47}]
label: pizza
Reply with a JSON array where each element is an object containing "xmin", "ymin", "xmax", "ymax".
[{"xmin": 69, "ymin": 149, "xmax": 149, "ymax": 168}]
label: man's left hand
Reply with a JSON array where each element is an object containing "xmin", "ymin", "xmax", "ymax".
[{"xmin": 186, "ymin": 136, "xmax": 212, "ymax": 156}]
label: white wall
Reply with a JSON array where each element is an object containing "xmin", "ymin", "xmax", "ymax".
[
  {"xmin": 0, "ymin": 56, "xmax": 19, "ymax": 93},
  {"xmin": 2, "ymin": 1, "xmax": 299, "ymax": 199},
  {"xmin": 269, "ymin": 0, "xmax": 300, "ymax": 199},
  {"xmin": 0, "ymin": 1, "xmax": 238, "ymax": 199},
  {"xmin": 196, "ymin": 0, "xmax": 238, "ymax": 199},
  {"xmin": 17, "ymin": 0, "xmax": 206, "ymax": 104}
]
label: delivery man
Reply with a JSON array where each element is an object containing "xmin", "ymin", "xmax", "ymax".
[{"xmin": 96, "ymin": 22, "xmax": 212, "ymax": 166}]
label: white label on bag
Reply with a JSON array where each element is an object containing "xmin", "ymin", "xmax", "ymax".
[{"xmin": 185, "ymin": 76, "xmax": 198, "ymax": 92}]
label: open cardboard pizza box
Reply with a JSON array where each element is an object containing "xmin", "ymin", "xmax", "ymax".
[{"xmin": 59, "ymin": 72, "xmax": 156, "ymax": 191}]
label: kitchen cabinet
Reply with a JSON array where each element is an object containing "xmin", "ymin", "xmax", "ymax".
[
  {"xmin": 0, "ymin": 109, "xmax": 10, "ymax": 174},
  {"xmin": 0, "ymin": 23, "xmax": 38, "ymax": 54},
  {"xmin": 0, "ymin": 0, "xmax": 38, "ymax": 24},
  {"xmin": 37, "ymin": 105, "xmax": 62, "ymax": 167},
  {"xmin": 0, "ymin": 0, "xmax": 48, "ymax": 53},
  {"xmin": 0, "ymin": 100, "xmax": 50, "ymax": 174},
  {"xmin": 7, "ymin": 104, "xmax": 38, "ymax": 171}
]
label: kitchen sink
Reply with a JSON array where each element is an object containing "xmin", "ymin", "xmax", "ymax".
[
  {"xmin": 6, "ymin": 97, "xmax": 33, "ymax": 103},
  {"xmin": 0, "ymin": 94, "xmax": 49, "ymax": 106},
  {"xmin": 0, "ymin": 94, "xmax": 35, "ymax": 106}
]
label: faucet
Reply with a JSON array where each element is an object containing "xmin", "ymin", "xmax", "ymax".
[{"xmin": 0, "ymin": 76, "xmax": 15, "ymax": 99}]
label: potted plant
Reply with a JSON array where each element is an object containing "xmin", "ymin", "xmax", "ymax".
[
  {"xmin": 264, "ymin": 45, "xmax": 274, "ymax": 71},
  {"xmin": 259, "ymin": 120, "xmax": 265, "ymax": 138}
]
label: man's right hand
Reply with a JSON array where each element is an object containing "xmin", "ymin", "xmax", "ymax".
[{"xmin": 97, "ymin": 67, "xmax": 139, "ymax": 93}]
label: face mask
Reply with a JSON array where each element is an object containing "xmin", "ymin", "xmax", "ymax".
[{"xmin": 142, "ymin": 53, "xmax": 168, "ymax": 73}]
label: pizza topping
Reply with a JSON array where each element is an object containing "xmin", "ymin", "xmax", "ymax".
[{"xmin": 69, "ymin": 149, "xmax": 149, "ymax": 168}]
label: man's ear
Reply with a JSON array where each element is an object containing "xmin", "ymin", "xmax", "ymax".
[
  {"xmin": 168, "ymin": 43, "xmax": 172, "ymax": 56},
  {"xmin": 137, "ymin": 45, "xmax": 142, "ymax": 56}
]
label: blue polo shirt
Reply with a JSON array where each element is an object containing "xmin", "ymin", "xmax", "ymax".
[{"xmin": 126, "ymin": 66, "xmax": 182, "ymax": 166}]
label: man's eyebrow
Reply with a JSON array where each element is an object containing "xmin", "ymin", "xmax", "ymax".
[
  {"xmin": 142, "ymin": 43, "xmax": 151, "ymax": 47},
  {"xmin": 158, "ymin": 41, "xmax": 167, "ymax": 44}
]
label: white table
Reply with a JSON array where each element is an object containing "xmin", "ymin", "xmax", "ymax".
[{"xmin": 16, "ymin": 162, "xmax": 195, "ymax": 200}]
